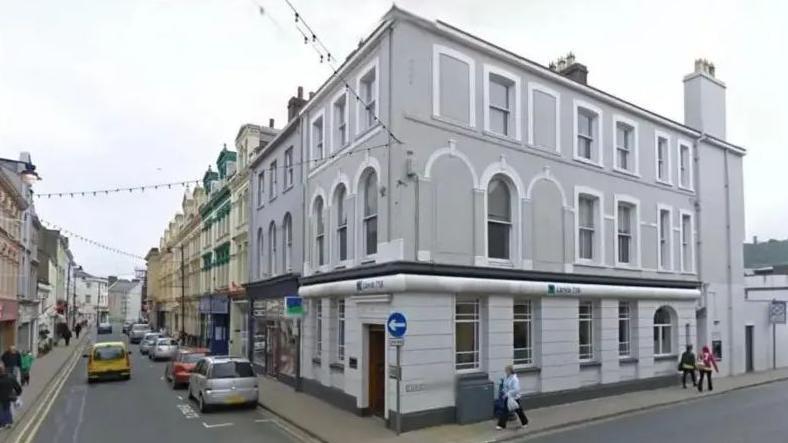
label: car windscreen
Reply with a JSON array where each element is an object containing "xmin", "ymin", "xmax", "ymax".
[
  {"xmin": 157, "ymin": 339, "xmax": 175, "ymax": 346},
  {"xmin": 210, "ymin": 361, "xmax": 254, "ymax": 379},
  {"xmin": 181, "ymin": 353, "xmax": 205, "ymax": 363},
  {"xmin": 94, "ymin": 347, "xmax": 124, "ymax": 361},
  {"xmin": 132, "ymin": 326, "xmax": 150, "ymax": 332}
]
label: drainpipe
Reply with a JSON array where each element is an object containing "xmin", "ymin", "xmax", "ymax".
[
  {"xmin": 722, "ymin": 145, "xmax": 735, "ymax": 374},
  {"xmin": 386, "ymin": 25, "xmax": 394, "ymax": 244}
]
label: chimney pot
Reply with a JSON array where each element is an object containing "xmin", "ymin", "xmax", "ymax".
[
  {"xmin": 309, "ymin": 91, "xmax": 315, "ymax": 100},
  {"xmin": 297, "ymin": 86, "xmax": 303, "ymax": 99},
  {"xmin": 269, "ymin": 118, "xmax": 274, "ymax": 128}
]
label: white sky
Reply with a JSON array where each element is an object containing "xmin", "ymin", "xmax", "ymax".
[{"xmin": 1, "ymin": 0, "xmax": 785, "ymax": 277}]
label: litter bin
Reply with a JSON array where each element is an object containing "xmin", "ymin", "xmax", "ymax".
[{"xmin": 455, "ymin": 373, "xmax": 494, "ymax": 424}]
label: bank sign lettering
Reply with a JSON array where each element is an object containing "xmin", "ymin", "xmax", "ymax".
[
  {"xmin": 356, "ymin": 279, "xmax": 384, "ymax": 292},
  {"xmin": 547, "ymin": 284, "xmax": 581, "ymax": 296}
]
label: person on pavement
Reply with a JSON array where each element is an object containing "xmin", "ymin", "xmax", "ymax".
[
  {"xmin": 75, "ymin": 322, "xmax": 82, "ymax": 339},
  {"xmin": 63, "ymin": 326, "xmax": 72, "ymax": 346},
  {"xmin": 496, "ymin": 365, "xmax": 528, "ymax": 431},
  {"xmin": 20, "ymin": 351, "xmax": 33, "ymax": 386},
  {"xmin": 697, "ymin": 345, "xmax": 719, "ymax": 392},
  {"xmin": 0, "ymin": 365, "xmax": 22, "ymax": 429},
  {"xmin": 0, "ymin": 347, "xmax": 22, "ymax": 383},
  {"xmin": 678, "ymin": 345, "xmax": 697, "ymax": 388}
]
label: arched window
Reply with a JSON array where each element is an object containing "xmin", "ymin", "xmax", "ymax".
[
  {"xmin": 268, "ymin": 222, "xmax": 277, "ymax": 276},
  {"xmin": 335, "ymin": 184, "xmax": 348, "ymax": 262},
  {"xmin": 487, "ymin": 177, "xmax": 512, "ymax": 259},
  {"xmin": 362, "ymin": 170, "xmax": 378, "ymax": 256},
  {"xmin": 256, "ymin": 227, "xmax": 264, "ymax": 279},
  {"xmin": 653, "ymin": 306, "xmax": 674, "ymax": 356},
  {"xmin": 283, "ymin": 213, "xmax": 292, "ymax": 272},
  {"xmin": 314, "ymin": 197, "xmax": 325, "ymax": 266}
]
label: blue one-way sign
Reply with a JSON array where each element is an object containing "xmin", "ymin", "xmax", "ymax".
[{"xmin": 387, "ymin": 312, "xmax": 407, "ymax": 338}]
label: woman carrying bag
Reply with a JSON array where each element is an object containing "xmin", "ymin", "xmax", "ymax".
[
  {"xmin": 496, "ymin": 365, "xmax": 528, "ymax": 430},
  {"xmin": 697, "ymin": 346, "xmax": 719, "ymax": 392}
]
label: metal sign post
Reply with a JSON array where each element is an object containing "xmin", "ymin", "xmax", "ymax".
[
  {"xmin": 769, "ymin": 300, "xmax": 786, "ymax": 369},
  {"xmin": 387, "ymin": 312, "xmax": 407, "ymax": 436}
]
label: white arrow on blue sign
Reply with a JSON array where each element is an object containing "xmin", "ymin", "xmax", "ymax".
[{"xmin": 387, "ymin": 312, "xmax": 407, "ymax": 338}]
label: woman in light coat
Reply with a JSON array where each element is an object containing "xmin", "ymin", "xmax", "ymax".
[{"xmin": 496, "ymin": 365, "xmax": 528, "ymax": 430}]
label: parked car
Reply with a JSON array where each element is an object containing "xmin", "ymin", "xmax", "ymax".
[
  {"xmin": 139, "ymin": 333, "xmax": 162, "ymax": 355},
  {"xmin": 97, "ymin": 322, "xmax": 113, "ymax": 334},
  {"xmin": 122, "ymin": 320, "xmax": 136, "ymax": 335},
  {"xmin": 188, "ymin": 356, "xmax": 258, "ymax": 412},
  {"xmin": 129, "ymin": 324, "xmax": 152, "ymax": 344},
  {"xmin": 84, "ymin": 341, "xmax": 131, "ymax": 382},
  {"xmin": 165, "ymin": 348, "xmax": 208, "ymax": 389},
  {"xmin": 149, "ymin": 337, "xmax": 178, "ymax": 361}
]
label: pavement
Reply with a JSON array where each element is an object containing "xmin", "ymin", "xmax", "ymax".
[
  {"xmin": 258, "ymin": 367, "xmax": 788, "ymax": 443},
  {"xmin": 4, "ymin": 327, "xmax": 314, "ymax": 443}
]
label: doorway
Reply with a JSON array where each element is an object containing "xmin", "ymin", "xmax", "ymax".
[
  {"xmin": 368, "ymin": 325, "xmax": 385, "ymax": 417},
  {"xmin": 745, "ymin": 325, "xmax": 754, "ymax": 372}
]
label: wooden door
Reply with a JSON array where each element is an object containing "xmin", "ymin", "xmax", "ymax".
[{"xmin": 368, "ymin": 325, "xmax": 385, "ymax": 417}]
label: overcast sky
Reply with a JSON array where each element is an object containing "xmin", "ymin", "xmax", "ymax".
[{"xmin": 1, "ymin": 0, "xmax": 785, "ymax": 277}]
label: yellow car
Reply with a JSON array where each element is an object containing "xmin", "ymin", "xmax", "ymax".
[{"xmin": 84, "ymin": 341, "xmax": 131, "ymax": 382}]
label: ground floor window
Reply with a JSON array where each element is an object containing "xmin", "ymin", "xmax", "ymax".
[
  {"xmin": 618, "ymin": 301, "xmax": 631, "ymax": 357},
  {"xmin": 578, "ymin": 301, "xmax": 594, "ymax": 361},
  {"xmin": 455, "ymin": 298, "xmax": 480, "ymax": 370},
  {"xmin": 513, "ymin": 300, "xmax": 533, "ymax": 365},
  {"xmin": 653, "ymin": 306, "xmax": 673, "ymax": 356},
  {"xmin": 313, "ymin": 299, "xmax": 322, "ymax": 361}
]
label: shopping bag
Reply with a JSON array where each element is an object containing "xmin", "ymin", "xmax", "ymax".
[{"xmin": 506, "ymin": 396, "xmax": 519, "ymax": 412}]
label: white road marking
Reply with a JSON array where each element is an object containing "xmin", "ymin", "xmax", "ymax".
[
  {"xmin": 177, "ymin": 395, "xmax": 184, "ymax": 401},
  {"xmin": 176, "ymin": 403, "xmax": 199, "ymax": 419},
  {"xmin": 254, "ymin": 419, "xmax": 275, "ymax": 423},
  {"xmin": 160, "ymin": 376, "xmax": 164, "ymax": 380},
  {"xmin": 202, "ymin": 422, "xmax": 234, "ymax": 428}
]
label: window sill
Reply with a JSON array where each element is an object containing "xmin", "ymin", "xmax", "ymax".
[
  {"xmin": 573, "ymin": 156, "xmax": 604, "ymax": 169},
  {"xmin": 513, "ymin": 366, "xmax": 541, "ymax": 374},
  {"xmin": 619, "ymin": 357, "xmax": 638, "ymax": 365},
  {"xmin": 269, "ymin": 195, "xmax": 278, "ymax": 203},
  {"xmin": 574, "ymin": 260, "xmax": 607, "ymax": 269},
  {"xmin": 312, "ymin": 358, "xmax": 322, "ymax": 366},
  {"xmin": 482, "ymin": 129, "xmax": 521, "ymax": 146},
  {"xmin": 431, "ymin": 114, "xmax": 475, "ymax": 132},
  {"xmin": 654, "ymin": 354, "xmax": 678, "ymax": 362},
  {"xmin": 614, "ymin": 263, "xmax": 642, "ymax": 271},
  {"xmin": 487, "ymin": 258, "xmax": 514, "ymax": 268},
  {"xmin": 656, "ymin": 268, "xmax": 675, "ymax": 274},
  {"xmin": 655, "ymin": 179, "xmax": 674, "ymax": 187},
  {"xmin": 283, "ymin": 184, "xmax": 294, "ymax": 194},
  {"xmin": 329, "ymin": 363, "xmax": 345, "ymax": 372},
  {"xmin": 678, "ymin": 184, "xmax": 695, "ymax": 193},
  {"xmin": 613, "ymin": 167, "xmax": 641, "ymax": 178},
  {"xmin": 579, "ymin": 361, "xmax": 601, "ymax": 368},
  {"xmin": 526, "ymin": 142, "xmax": 562, "ymax": 156}
]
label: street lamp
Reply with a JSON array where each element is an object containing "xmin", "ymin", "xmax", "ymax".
[{"xmin": 0, "ymin": 157, "xmax": 42, "ymax": 185}]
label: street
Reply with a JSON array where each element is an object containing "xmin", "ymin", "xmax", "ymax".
[
  {"xmin": 525, "ymin": 380, "xmax": 788, "ymax": 443},
  {"xmin": 27, "ymin": 329, "xmax": 309, "ymax": 443}
]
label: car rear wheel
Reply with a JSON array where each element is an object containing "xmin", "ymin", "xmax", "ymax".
[{"xmin": 198, "ymin": 394, "xmax": 210, "ymax": 413}]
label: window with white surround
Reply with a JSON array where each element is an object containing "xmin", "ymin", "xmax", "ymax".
[
  {"xmin": 579, "ymin": 301, "xmax": 594, "ymax": 361},
  {"xmin": 618, "ymin": 302, "xmax": 631, "ymax": 357},
  {"xmin": 284, "ymin": 147, "xmax": 294, "ymax": 189},
  {"xmin": 614, "ymin": 116, "xmax": 638, "ymax": 174},
  {"xmin": 513, "ymin": 299, "xmax": 533, "ymax": 365},
  {"xmin": 655, "ymin": 132, "xmax": 671, "ymax": 184},
  {"xmin": 362, "ymin": 170, "xmax": 378, "ymax": 256},
  {"xmin": 529, "ymin": 83, "xmax": 560, "ymax": 151},
  {"xmin": 335, "ymin": 184, "xmax": 348, "ymax": 262},
  {"xmin": 574, "ymin": 101, "xmax": 602, "ymax": 164},
  {"xmin": 269, "ymin": 161, "xmax": 277, "ymax": 200},
  {"xmin": 658, "ymin": 206, "xmax": 673, "ymax": 270},
  {"xmin": 312, "ymin": 114, "xmax": 325, "ymax": 163},
  {"xmin": 256, "ymin": 228, "xmax": 264, "ymax": 279},
  {"xmin": 653, "ymin": 306, "xmax": 673, "ymax": 356},
  {"xmin": 615, "ymin": 196, "xmax": 639, "ymax": 267},
  {"xmin": 484, "ymin": 65, "xmax": 520, "ymax": 139},
  {"xmin": 575, "ymin": 188, "xmax": 603, "ymax": 263},
  {"xmin": 257, "ymin": 171, "xmax": 265, "ymax": 206},
  {"xmin": 313, "ymin": 299, "xmax": 322, "ymax": 360},
  {"xmin": 283, "ymin": 213, "xmax": 292, "ymax": 272},
  {"xmin": 337, "ymin": 299, "xmax": 345, "ymax": 362},
  {"xmin": 268, "ymin": 222, "xmax": 276, "ymax": 276},
  {"xmin": 455, "ymin": 298, "xmax": 480, "ymax": 371},
  {"xmin": 314, "ymin": 196, "xmax": 325, "ymax": 266},
  {"xmin": 678, "ymin": 141, "xmax": 693, "ymax": 190},
  {"xmin": 680, "ymin": 211, "xmax": 694, "ymax": 273},
  {"xmin": 433, "ymin": 45, "xmax": 474, "ymax": 126},
  {"xmin": 357, "ymin": 59, "xmax": 379, "ymax": 134},
  {"xmin": 332, "ymin": 91, "xmax": 348, "ymax": 149},
  {"xmin": 487, "ymin": 177, "xmax": 512, "ymax": 260}
]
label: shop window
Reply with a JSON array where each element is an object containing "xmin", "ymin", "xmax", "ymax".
[
  {"xmin": 513, "ymin": 300, "xmax": 533, "ymax": 365},
  {"xmin": 618, "ymin": 302, "xmax": 631, "ymax": 357},
  {"xmin": 579, "ymin": 301, "xmax": 594, "ymax": 361},
  {"xmin": 653, "ymin": 306, "xmax": 674, "ymax": 356},
  {"xmin": 455, "ymin": 298, "xmax": 480, "ymax": 371}
]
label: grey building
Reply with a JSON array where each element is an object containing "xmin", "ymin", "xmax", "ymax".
[
  {"xmin": 246, "ymin": 87, "xmax": 307, "ymax": 383},
  {"xmin": 257, "ymin": 7, "xmax": 745, "ymax": 432}
]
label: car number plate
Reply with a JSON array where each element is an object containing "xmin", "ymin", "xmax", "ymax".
[{"xmin": 226, "ymin": 394, "xmax": 245, "ymax": 404}]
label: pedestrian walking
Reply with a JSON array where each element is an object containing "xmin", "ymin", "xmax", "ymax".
[
  {"xmin": 678, "ymin": 345, "xmax": 697, "ymax": 388},
  {"xmin": 75, "ymin": 322, "xmax": 83, "ymax": 339},
  {"xmin": 0, "ymin": 347, "xmax": 21, "ymax": 383},
  {"xmin": 20, "ymin": 351, "xmax": 33, "ymax": 386},
  {"xmin": 495, "ymin": 365, "xmax": 528, "ymax": 431},
  {"xmin": 697, "ymin": 345, "xmax": 719, "ymax": 392},
  {"xmin": 0, "ymin": 366, "xmax": 22, "ymax": 429},
  {"xmin": 63, "ymin": 326, "xmax": 73, "ymax": 346}
]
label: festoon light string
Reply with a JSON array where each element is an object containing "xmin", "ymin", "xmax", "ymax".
[
  {"xmin": 34, "ymin": 179, "xmax": 200, "ymax": 199},
  {"xmin": 40, "ymin": 219, "xmax": 146, "ymax": 261}
]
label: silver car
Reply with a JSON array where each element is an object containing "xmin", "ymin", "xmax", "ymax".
[
  {"xmin": 188, "ymin": 357, "xmax": 258, "ymax": 412},
  {"xmin": 149, "ymin": 337, "xmax": 178, "ymax": 361},
  {"xmin": 139, "ymin": 333, "xmax": 161, "ymax": 355},
  {"xmin": 129, "ymin": 324, "xmax": 152, "ymax": 344}
]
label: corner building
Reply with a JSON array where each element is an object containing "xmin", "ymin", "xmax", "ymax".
[{"xmin": 265, "ymin": 7, "xmax": 745, "ymax": 431}]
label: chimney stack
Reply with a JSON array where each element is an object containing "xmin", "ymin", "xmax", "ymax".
[
  {"xmin": 549, "ymin": 52, "xmax": 588, "ymax": 85},
  {"xmin": 753, "ymin": 236, "xmax": 758, "ymax": 245},
  {"xmin": 269, "ymin": 118, "xmax": 275, "ymax": 128},
  {"xmin": 309, "ymin": 91, "xmax": 315, "ymax": 100},
  {"xmin": 683, "ymin": 58, "xmax": 726, "ymax": 139},
  {"xmin": 287, "ymin": 86, "xmax": 308, "ymax": 121}
]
